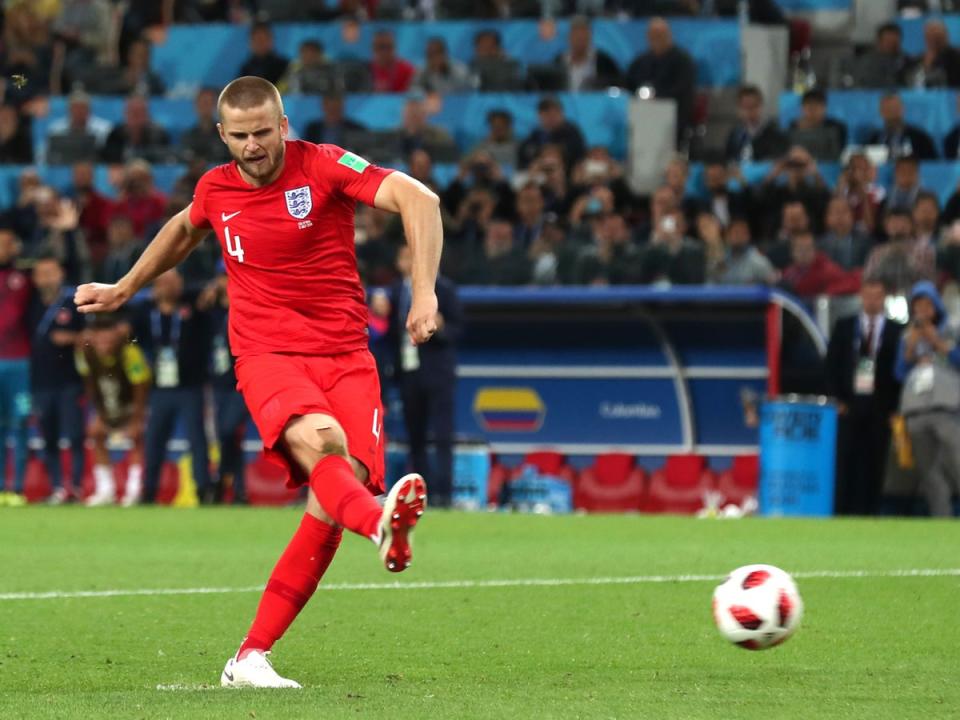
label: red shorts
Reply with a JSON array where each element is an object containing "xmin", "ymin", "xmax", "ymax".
[{"xmin": 235, "ymin": 349, "xmax": 385, "ymax": 494}]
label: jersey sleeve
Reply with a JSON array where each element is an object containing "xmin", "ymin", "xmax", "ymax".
[
  {"xmin": 313, "ymin": 143, "xmax": 394, "ymax": 207},
  {"xmin": 122, "ymin": 344, "xmax": 152, "ymax": 385},
  {"xmin": 188, "ymin": 173, "xmax": 212, "ymax": 229}
]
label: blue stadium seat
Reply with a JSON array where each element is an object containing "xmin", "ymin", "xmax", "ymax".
[{"xmin": 900, "ymin": 15, "xmax": 960, "ymax": 56}]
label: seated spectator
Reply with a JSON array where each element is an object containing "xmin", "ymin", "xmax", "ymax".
[
  {"xmin": 912, "ymin": 191, "xmax": 942, "ymax": 249},
  {"xmin": 471, "ymin": 109, "xmax": 517, "ymax": 168},
  {"xmin": 469, "ymin": 29, "xmax": 523, "ymax": 91},
  {"xmin": 941, "ymin": 94, "xmax": 960, "ymax": 159},
  {"xmin": 766, "ymin": 200, "xmax": 812, "ymax": 270},
  {"xmin": 866, "ymin": 93, "xmax": 937, "ymax": 160},
  {"xmin": 110, "ymin": 160, "xmax": 167, "ymax": 239},
  {"xmin": 851, "ymin": 22, "xmax": 909, "ymax": 88},
  {"xmin": 836, "ymin": 151, "xmax": 884, "ymax": 235},
  {"xmin": 52, "ymin": 0, "xmax": 113, "ymax": 74},
  {"xmin": 725, "ymin": 85, "xmax": 788, "ymax": 162},
  {"xmin": 820, "ymin": 196, "xmax": 872, "ymax": 271},
  {"xmin": 46, "ymin": 89, "xmax": 112, "ymax": 163},
  {"xmin": 406, "ymin": 149, "xmax": 441, "ymax": 195},
  {"xmin": 638, "ymin": 184, "xmax": 679, "ymax": 241},
  {"xmin": 695, "ymin": 159, "xmax": 750, "ymax": 228},
  {"xmin": 885, "ymin": 155, "xmax": 927, "ymax": 214},
  {"xmin": 304, "ymin": 93, "xmax": 366, "ymax": 147},
  {"xmin": 569, "ymin": 147, "xmax": 636, "ymax": 218},
  {"xmin": 0, "ymin": 169, "xmax": 43, "ymax": 242},
  {"xmin": 640, "ymin": 207, "xmax": 705, "ymax": 285},
  {"xmin": 278, "ymin": 40, "xmax": 332, "ymax": 95},
  {"xmin": 625, "ymin": 17, "xmax": 695, "ymax": 135},
  {"xmin": 117, "ymin": 37, "xmax": 166, "ymax": 96},
  {"xmin": 661, "ymin": 155, "xmax": 700, "ymax": 225},
  {"xmin": 787, "ymin": 89, "xmax": 847, "ymax": 162},
  {"xmin": 556, "ymin": 15, "xmax": 621, "ymax": 91},
  {"xmin": 514, "ymin": 182, "xmax": 547, "ymax": 250},
  {"xmin": 238, "ymin": 22, "xmax": 289, "ymax": 85},
  {"xmin": 707, "ymin": 215, "xmax": 777, "ymax": 286},
  {"xmin": 532, "ymin": 146, "xmax": 575, "ymax": 216},
  {"xmin": 906, "ymin": 19, "xmax": 960, "ymax": 88},
  {"xmin": 447, "ymin": 185, "xmax": 499, "ymax": 275},
  {"xmin": 473, "ymin": 218, "xmax": 531, "ymax": 285},
  {"xmin": 69, "ymin": 161, "xmax": 111, "ymax": 266},
  {"xmin": 399, "ymin": 96, "xmax": 456, "ymax": 160},
  {"xmin": 570, "ymin": 184, "xmax": 616, "ymax": 231},
  {"xmin": 864, "ymin": 209, "xmax": 935, "ymax": 295},
  {"xmin": 517, "ymin": 96, "xmax": 586, "ymax": 170},
  {"xmin": 756, "ymin": 146, "xmax": 832, "ymax": 239},
  {"xmin": 370, "ymin": 29, "xmax": 414, "ymax": 93},
  {"xmin": 573, "ymin": 212, "xmax": 641, "ymax": 285},
  {"xmin": 780, "ymin": 231, "xmax": 856, "ymax": 298},
  {"xmin": 0, "ymin": 104, "xmax": 32, "ymax": 163},
  {"xmin": 1, "ymin": 4, "xmax": 53, "ymax": 103},
  {"xmin": 442, "ymin": 149, "xmax": 514, "ymax": 220},
  {"xmin": 413, "ymin": 37, "xmax": 475, "ymax": 94},
  {"xmin": 179, "ymin": 87, "xmax": 230, "ymax": 164},
  {"xmin": 101, "ymin": 95, "xmax": 172, "ymax": 165},
  {"xmin": 528, "ymin": 213, "xmax": 568, "ymax": 286},
  {"xmin": 99, "ymin": 214, "xmax": 143, "ymax": 282}
]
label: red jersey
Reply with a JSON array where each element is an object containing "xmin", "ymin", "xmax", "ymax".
[
  {"xmin": 189, "ymin": 140, "xmax": 393, "ymax": 358},
  {"xmin": 0, "ymin": 265, "xmax": 30, "ymax": 360}
]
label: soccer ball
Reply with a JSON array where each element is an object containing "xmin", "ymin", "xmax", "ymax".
[{"xmin": 712, "ymin": 564, "xmax": 803, "ymax": 650}]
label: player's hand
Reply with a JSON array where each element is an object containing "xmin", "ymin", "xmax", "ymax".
[
  {"xmin": 406, "ymin": 291, "xmax": 439, "ymax": 345},
  {"xmin": 74, "ymin": 282, "xmax": 131, "ymax": 314}
]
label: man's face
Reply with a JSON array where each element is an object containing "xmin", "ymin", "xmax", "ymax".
[
  {"xmin": 913, "ymin": 199, "xmax": 939, "ymax": 232},
  {"xmin": 125, "ymin": 98, "xmax": 149, "ymax": 130},
  {"xmin": 570, "ymin": 24, "xmax": 590, "ymax": 55},
  {"xmin": 782, "ymin": 203, "xmax": 809, "ymax": 234},
  {"xmin": 737, "ymin": 93, "xmax": 763, "ymax": 126},
  {"xmin": 474, "ymin": 34, "xmax": 498, "ymax": 60},
  {"xmin": 664, "ymin": 160, "xmax": 687, "ymax": 191},
  {"xmin": 895, "ymin": 161, "xmax": 918, "ymax": 189},
  {"xmin": 881, "ymin": 96, "xmax": 904, "ymax": 126},
  {"xmin": 0, "ymin": 230, "xmax": 18, "ymax": 264},
  {"xmin": 878, "ymin": 29, "xmax": 901, "ymax": 55},
  {"xmin": 426, "ymin": 40, "xmax": 446, "ymax": 69},
  {"xmin": 800, "ymin": 99, "xmax": 826, "ymax": 126},
  {"xmin": 517, "ymin": 186, "xmax": 544, "ymax": 221},
  {"xmin": 72, "ymin": 162, "xmax": 94, "ymax": 190},
  {"xmin": 69, "ymin": 99, "xmax": 90, "ymax": 128},
  {"xmin": 861, "ymin": 282, "xmax": 886, "ymax": 316},
  {"xmin": 408, "ymin": 150, "xmax": 431, "ymax": 181},
  {"xmin": 826, "ymin": 199, "xmax": 853, "ymax": 235},
  {"xmin": 489, "ymin": 114, "xmax": 510, "ymax": 141},
  {"xmin": 484, "ymin": 221, "xmax": 513, "ymax": 256},
  {"xmin": 300, "ymin": 44, "xmax": 322, "ymax": 67},
  {"xmin": 323, "ymin": 96, "xmax": 344, "ymax": 122},
  {"xmin": 725, "ymin": 220, "xmax": 750, "ymax": 249},
  {"xmin": 251, "ymin": 28, "xmax": 273, "ymax": 56},
  {"xmin": 647, "ymin": 20, "xmax": 671, "ymax": 56},
  {"xmin": 218, "ymin": 101, "xmax": 288, "ymax": 185},
  {"xmin": 32, "ymin": 259, "xmax": 63, "ymax": 295},
  {"xmin": 402, "ymin": 101, "xmax": 426, "ymax": 132},
  {"xmin": 924, "ymin": 23, "xmax": 948, "ymax": 53},
  {"xmin": 884, "ymin": 215, "xmax": 913, "ymax": 241},
  {"xmin": 912, "ymin": 296, "xmax": 937, "ymax": 325},
  {"xmin": 791, "ymin": 235, "xmax": 816, "ymax": 267},
  {"xmin": 373, "ymin": 34, "xmax": 396, "ymax": 66},
  {"xmin": 538, "ymin": 106, "xmax": 562, "ymax": 132},
  {"xmin": 195, "ymin": 90, "xmax": 216, "ymax": 120}
]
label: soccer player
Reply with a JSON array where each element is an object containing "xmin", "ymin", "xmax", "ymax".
[{"xmin": 73, "ymin": 76, "xmax": 439, "ymax": 688}]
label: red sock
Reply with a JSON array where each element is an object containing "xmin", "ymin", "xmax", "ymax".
[
  {"xmin": 237, "ymin": 513, "xmax": 342, "ymax": 659},
  {"xmin": 308, "ymin": 455, "xmax": 381, "ymax": 540}
]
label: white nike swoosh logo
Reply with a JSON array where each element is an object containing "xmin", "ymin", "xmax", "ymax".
[{"xmin": 221, "ymin": 211, "xmax": 241, "ymax": 222}]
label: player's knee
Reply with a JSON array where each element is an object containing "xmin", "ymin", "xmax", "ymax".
[{"xmin": 284, "ymin": 415, "xmax": 348, "ymax": 464}]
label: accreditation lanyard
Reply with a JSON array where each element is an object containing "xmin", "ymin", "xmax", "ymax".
[{"xmin": 151, "ymin": 308, "xmax": 182, "ymax": 388}]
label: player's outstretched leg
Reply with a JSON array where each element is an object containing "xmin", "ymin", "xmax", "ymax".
[
  {"xmin": 378, "ymin": 473, "xmax": 427, "ymax": 572},
  {"xmin": 222, "ymin": 513, "xmax": 342, "ymax": 688}
]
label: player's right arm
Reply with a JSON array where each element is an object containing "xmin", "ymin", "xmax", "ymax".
[{"xmin": 74, "ymin": 205, "xmax": 209, "ymax": 314}]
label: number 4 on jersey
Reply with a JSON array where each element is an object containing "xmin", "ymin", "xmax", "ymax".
[{"xmin": 224, "ymin": 226, "xmax": 244, "ymax": 263}]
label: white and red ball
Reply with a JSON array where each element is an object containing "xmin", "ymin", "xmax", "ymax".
[{"xmin": 712, "ymin": 564, "xmax": 803, "ymax": 650}]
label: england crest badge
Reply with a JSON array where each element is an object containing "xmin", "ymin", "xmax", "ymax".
[{"xmin": 284, "ymin": 186, "xmax": 312, "ymax": 219}]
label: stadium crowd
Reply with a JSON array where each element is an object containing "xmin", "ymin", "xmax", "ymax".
[{"xmin": 0, "ymin": 1, "xmax": 959, "ymax": 513}]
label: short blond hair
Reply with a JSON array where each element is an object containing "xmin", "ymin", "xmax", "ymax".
[{"xmin": 217, "ymin": 76, "xmax": 284, "ymax": 118}]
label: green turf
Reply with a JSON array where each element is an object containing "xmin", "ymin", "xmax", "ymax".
[{"xmin": 1, "ymin": 508, "xmax": 958, "ymax": 720}]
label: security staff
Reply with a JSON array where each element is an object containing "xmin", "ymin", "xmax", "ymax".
[
  {"xmin": 132, "ymin": 268, "xmax": 212, "ymax": 504},
  {"xmin": 30, "ymin": 251, "xmax": 85, "ymax": 503}
]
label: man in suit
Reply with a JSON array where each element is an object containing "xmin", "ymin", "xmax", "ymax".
[
  {"xmin": 724, "ymin": 85, "xmax": 788, "ymax": 163},
  {"xmin": 389, "ymin": 245, "xmax": 463, "ymax": 508},
  {"xmin": 866, "ymin": 93, "xmax": 937, "ymax": 160},
  {"xmin": 825, "ymin": 278, "xmax": 904, "ymax": 515}
]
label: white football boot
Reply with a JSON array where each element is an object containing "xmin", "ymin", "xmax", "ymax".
[
  {"xmin": 378, "ymin": 473, "xmax": 427, "ymax": 572},
  {"xmin": 220, "ymin": 650, "xmax": 302, "ymax": 689},
  {"xmin": 121, "ymin": 465, "xmax": 142, "ymax": 507},
  {"xmin": 85, "ymin": 465, "xmax": 116, "ymax": 507}
]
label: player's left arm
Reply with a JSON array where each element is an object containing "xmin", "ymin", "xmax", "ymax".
[{"xmin": 373, "ymin": 172, "xmax": 443, "ymax": 345}]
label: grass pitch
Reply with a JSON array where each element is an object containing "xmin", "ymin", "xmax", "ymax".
[{"xmin": 0, "ymin": 508, "xmax": 958, "ymax": 719}]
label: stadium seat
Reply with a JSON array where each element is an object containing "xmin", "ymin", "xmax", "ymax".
[
  {"xmin": 716, "ymin": 454, "xmax": 759, "ymax": 508},
  {"xmin": 643, "ymin": 454, "xmax": 714, "ymax": 515},
  {"xmin": 512, "ymin": 451, "xmax": 575, "ymax": 483},
  {"xmin": 245, "ymin": 453, "xmax": 302, "ymax": 506},
  {"xmin": 574, "ymin": 453, "xmax": 646, "ymax": 513}
]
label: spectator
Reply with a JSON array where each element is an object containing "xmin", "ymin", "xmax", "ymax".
[
  {"xmin": 640, "ymin": 207, "xmax": 705, "ymax": 285},
  {"xmin": 895, "ymin": 281, "xmax": 960, "ymax": 517},
  {"xmin": 471, "ymin": 109, "xmax": 517, "ymax": 168},
  {"xmin": 787, "ymin": 88, "xmax": 847, "ymax": 162},
  {"xmin": 388, "ymin": 244, "xmax": 462, "ymax": 508},
  {"xmin": 442, "ymin": 149, "xmax": 514, "ymax": 220},
  {"xmin": 820, "ymin": 196, "xmax": 872, "ymax": 271},
  {"xmin": 885, "ymin": 155, "xmax": 927, "ymax": 213},
  {"xmin": 46, "ymin": 89, "xmax": 112, "ymax": 163},
  {"xmin": 110, "ymin": 159, "xmax": 168, "ymax": 238},
  {"xmin": 238, "ymin": 22, "xmax": 289, "ymax": 85},
  {"xmin": 866, "ymin": 93, "xmax": 937, "ymax": 160},
  {"xmin": 780, "ymin": 231, "xmax": 856, "ymax": 298},
  {"xmin": 557, "ymin": 15, "xmax": 621, "ymax": 91},
  {"xmin": 529, "ymin": 213, "xmax": 568, "ymax": 285},
  {"xmin": 517, "ymin": 96, "xmax": 587, "ymax": 169},
  {"xmin": 756, "ymin": 146, "xmax": 832, "ymax": 240},
  {"xmin": 625, "ymin": 17, "xmax": 696, "ymax": 135},
  {"xmin": 28, "ymin": 186, "xmax": 90, "ymax": 285},
  {"xmin": 132, "ymin": 269, "xmax": 212, "ymax": 504},
  {"xmin": 708, "ymin": 216, "xmax": 777, "ymax": 285},
  {"xmin": 99, "ymin": 214, "xmax": 143, "ymax": 283},
  {"xmin": 851, "ymin": 22, "xmax": 910, "ymax": 88},
  {"xmin": 514, "ymin": 182, "xmax": 546, "ymax": 250},
  {"xmin": 0, "ymin": 104, "xmax": 32, "ymax": 163},
  {"xmin": 398, "ymin": 96, "xmax": 456, "ymax": 159},
  {"xmin": 370, "ymin": 29, "xmax": 415, "ymax": 93},
  {"xmin": 864, "ymin": 209, "xmax": 935, "ymax": 295},
  {"xmin": 661, "ymin": 155, "xmax": 700, "ymax": 225},
  {"xmin": 101, "ymin": 95, "xmax": 173, "ymax": 165},
  {"xmin": 473, "ymin": 218, "xmax": 531, "ymax": 285},
  {"xmin": 69, "ymin": 161, "xmax": 112, "ymax": 266},
  {"xmin": 836, "ymin": 151, "xmax": 884, "ymax": 235},
  {"xmin": 573, "ymin": 212, "xmax": 641, "ymax": 285},
  {"xmin": 469, "ymin": 29, "xmax": 523, "ymax": 91},
  {"xmin": 179, "ymin": 87, "xmax": 231, "ymax": 164},
  {"xmin": 117, "ymin": 37, "xmax": 166, "ymax": 96},
  {"xmin": 725, "ymin": 85, "xmax": 789, "ymax": 162},
  {"xmin": 569, "ymin": 184, "xmax": 616, "ymax": 230},
  {"xmin": 912, "ymin": 191, "xmax": 941, "ymax": 249},
  {"xmin": 413, "ymin": 37, "xmax": 475, "ymax": 94},
  {"xmin": 825, "ymin": 279, "xmax": 903, "ymax": 515},
  {"xmin": 907, "ymin": 19, "xmax": 960, "ymax": 88},
  {"xmin": 1, "ymin": 3, "xmax": 53, "ymax": 103},
  {"xmin": 530, "ymin": 146, "xmax": 573, "ymax": 217},
  {"xmin": 278, "ymin": 39, "xmax": 331, "ymax": 95},
  {"xmin": 696, "ymin": 160, "xmax": 750, "ymax": 228},
  {"xmin": 29, "ymin": 251, "xmax": 86, "ymax": 504},
  {"xmin": 0, "ymin": 229, "xmax": 30, "ymax": 506},
  {"xmin": 304, "ymin": 93, "xmax": 366, "ymax": 147},
  {"xmin": 569, "ymin": 147, "xmax": 636, "ymax": 217},
  {"xmin": 76, "ymin": 312, "xmax": 150, "ymax": 506},
  {"xmin": 52, "ymin": 0, "xmax": 113, "ymax": 83}
]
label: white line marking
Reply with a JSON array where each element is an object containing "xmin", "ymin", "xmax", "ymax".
[
  {"xmin": 1, "ymin": 568, "xmax": 958, "ymax": 602},
  {"xmin": 156, "ymin": 684, "xmax": 218, "ymax": 692}
]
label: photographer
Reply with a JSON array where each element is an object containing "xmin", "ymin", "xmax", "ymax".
[
  {"xmin": 756, "ymin": 146, "xmax": 832, "ymax": 240},
  {"xmin": 895, "ymin": 281, "xmax": 960, "ymax": 516}
]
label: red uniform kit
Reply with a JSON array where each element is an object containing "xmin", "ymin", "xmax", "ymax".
[{"xmin": 189, "ymin": 140, "xmax": 392, "ymax": 492}]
